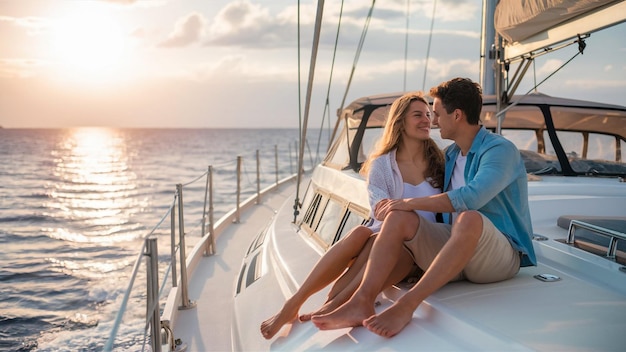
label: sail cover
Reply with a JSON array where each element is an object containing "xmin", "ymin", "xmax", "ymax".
[
  {"xmin": 494, "ymin": 0, "xmax": 616, "ymax": 43},
  {"xmin": 495, "ymin": 0, "xmax": 626, "ymax": 59}
]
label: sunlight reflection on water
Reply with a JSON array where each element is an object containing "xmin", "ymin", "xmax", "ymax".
[{"xmin": 46, "ymin": 128, "xmax": 145, "ymax": 243}]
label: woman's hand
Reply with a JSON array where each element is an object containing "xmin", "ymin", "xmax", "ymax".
[{"xmin": 374, "ymin": 198, "xmax": 413, "ymax": 220}]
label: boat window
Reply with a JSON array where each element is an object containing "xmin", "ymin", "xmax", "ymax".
[
  {"xmin": 299, "ymin": 182, "xmax": 316, "ymax": 222},
  {"xmin": 333, "ymin": 207, "xmax": 369, "ymax": 245},
  {"xmin": 587, "ymin": 133, "xmax": 619, "ymax": 162},
  {"xmin": 324, "ymin": 126, "xmax": 353, "ymax": 169},
  {"xmin": 542, "ymin": 130, "xmax": 626, "ymax": 174},
  {"xmin": 502, "ymin": 130, "xmax": 538, "ymax": 152},
  {"xmin": 544, "ymin": 130, "xmax": 581, "ymax": 159},
  {"xmin": 302, "ymin": 193, "xmax": 324, "ymax": 229},
  {"xmin": 359, "ymin": 127, "xmax": 383, "ymax": 165},
  {"xmin": 316, "ymin": 198, "xmax": 344, "ymax": 246}
]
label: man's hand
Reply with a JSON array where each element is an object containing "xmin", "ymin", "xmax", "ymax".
[{"xmin": 374, "ymin": 198, "xmax": 413, "ymax": 220}]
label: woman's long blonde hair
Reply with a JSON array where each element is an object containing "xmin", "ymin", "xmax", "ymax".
[{"xmin": 360, "ymin": 91, "xmax": 444, "ymax": 189}]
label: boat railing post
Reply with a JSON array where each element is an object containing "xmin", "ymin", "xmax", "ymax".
[
  {"xmin": 274, "ymin": 144, "xmax": 279, "ymax": 186},
  {"xmin": 170, "ymin": 196, "xmax": 177, "ymax": 287},
  {"xmin": 176, "ymin": 184, "xmax": 196, "ymax": 310},
  {"xmin": 201, "ymin": 166, "xmax": 209, "ymax": 238},
  {"xmin": 145, "ymin": 237, "xmax": 162, "ymax": 352},
  {"xmin": 235, "ymin": 156, "xmax": 241, "ymax": 223},
  {"xmin": 256, "ymin": 149, "xmax": 261, "ymax": 204},
  {"xmin": 204, "ymin": 165, "xmax": 215, "ymax": 256}
]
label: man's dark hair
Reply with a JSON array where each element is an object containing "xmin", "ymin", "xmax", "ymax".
[{"xmin": 429, "ymin": 77, "xmax": 482, "ymax": 125}]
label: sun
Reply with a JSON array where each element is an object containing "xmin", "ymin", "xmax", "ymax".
[{"xmin": 51, "ymin": 6, "xmax": 129, "ymax": 81}]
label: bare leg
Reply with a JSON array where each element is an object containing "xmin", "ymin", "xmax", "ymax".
[
  {"xmin": 312, "ymin": 211, "xmax": 420, "ymax": 330},
  {"xmin": 260, "ymin": 225, "xmax": 373, "ymax": 339},
  {"xmin": 299, "ymin": 235, "xmax": 376, "ymax": 321},
  {"xmin": 307, "ymin": 243, "xmax": 415, "ymax": 320},
  {"xmin": 327, "ymin": 236, "xmax": 375, "ymax": 299},
  {"xmin": 364, "ymin": 211, "xmax": 483, "ymax": 337}
]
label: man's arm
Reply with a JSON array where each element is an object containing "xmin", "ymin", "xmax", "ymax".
[{"xmin": 447, "ymin": 140, "xmax": 520, "ymax": 212}]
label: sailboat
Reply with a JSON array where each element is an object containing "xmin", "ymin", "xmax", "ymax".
[{"xmin": 105, "ymin": 1, "xmax": 626, "ymax": 351}]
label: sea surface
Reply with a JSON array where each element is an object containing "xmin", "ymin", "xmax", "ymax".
[{"xmin": 0, "ymin": 128, "xmax": 328, "ymax": 351}]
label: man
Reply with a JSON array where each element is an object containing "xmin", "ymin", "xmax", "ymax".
[{"xmin": 311, "ymin": 77, "xmax": 536, "ymax": 337}]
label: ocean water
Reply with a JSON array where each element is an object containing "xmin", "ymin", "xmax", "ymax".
[{"xmin": 0, "ymin": 128, "xmax": 328, "ymax": 351}]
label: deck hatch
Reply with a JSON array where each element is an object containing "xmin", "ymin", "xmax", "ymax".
[
  {"xmin": 235, "ymin": 263, "xmax": 247, "ymax": 295},
  {"xmin": 245, "ymin": 252, "xmax": 262, "ymax": 288}
]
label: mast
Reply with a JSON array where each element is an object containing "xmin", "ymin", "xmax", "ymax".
[
  {"xmin": 481, "ymin": 0, "xmax": 506, "ymax": 134},
  {"xmin": 480, "ymin": 0, "xmax": 496, "ymax": 96}
]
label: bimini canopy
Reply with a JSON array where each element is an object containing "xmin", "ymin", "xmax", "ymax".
[
  {"xmin": 482, "ymin": 93, "xmax": 626, "ymax": 141},
  {"xmin": 325, "ymin": 92, "xmax": 626, "ymax": 172},
  {"xmin": 495, "ymin": 0, "xmax": 626, "ymax": 60}
]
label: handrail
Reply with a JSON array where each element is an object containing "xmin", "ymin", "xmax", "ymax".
[
  {"xmin": 567, "ymin": 219, "xmax": 626, "ymax": 261},
  {"xmin": 103, "ymin": 194, "xmax": 177, "ymax": 351},
  {"xmin": 103, "ymin": 143, "xmax": 308, "ymax": 351}
]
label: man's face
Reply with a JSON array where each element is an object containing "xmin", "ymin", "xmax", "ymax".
[{"xmin": 432, "ymin": 98, "xmax": 454, "ymax": 140}]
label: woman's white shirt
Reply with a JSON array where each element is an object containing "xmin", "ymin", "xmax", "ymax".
[{"xmin": 367, "ymin": 149, "xmax": 441, "ymax": 232}]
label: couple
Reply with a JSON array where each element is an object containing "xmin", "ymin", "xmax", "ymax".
[{"xmin": 261, "ymin": 77, "xmax": 536, "ymax": 339}]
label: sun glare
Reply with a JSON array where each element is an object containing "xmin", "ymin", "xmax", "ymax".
[{"xmin": 51, "ymin": 6, "xmax": 129, "ymax": 82}]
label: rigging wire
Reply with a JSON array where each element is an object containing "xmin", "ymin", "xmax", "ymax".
[
  {"xmin": 317, "ymin": 0, "xmax": 345, "ymax": 160},
  {"xmin": 337, "ymin": 0, "xmax": 376, "ymax": 112},
  {"xmin": 294, "ymin": 0, "xmax": 325, "ymax": 222},
  {"xmin": 497, "ymin": 48, "xmax": 585, "ymax": 119},
  {"xmin": 294, "ymin": 0, "xmax": 303, "ymax": 222},
  {"xmin": 422, "ymin": 0, "xmax": 437, "ymax": 91},
  {"xmin": 403, "ymin": 0, "xmax": 410, "ymax": 91},
  {"xmin": 328, "ymin": 0, "xmax": 377, "ymax": 149}
]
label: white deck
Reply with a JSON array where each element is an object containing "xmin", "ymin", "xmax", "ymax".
[
  {"xmin": 171, "ymin": 180, "xmax": 297, "ymax": 351},
  {"xmin": 170, "ymin": 174, "xmax": 626, "ymax": 351}
]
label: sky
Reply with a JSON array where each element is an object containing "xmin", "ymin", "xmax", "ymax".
[{"xmin": 1, "ymin": 0, "xmax": 625, "ymax": 129}]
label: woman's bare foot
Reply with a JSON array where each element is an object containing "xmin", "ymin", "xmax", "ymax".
[
  {"xmin": 363, "ymin": 301, "xmax": 415, "ymax": 337},
  {"xmin": 311, "ymin": 296, "xmax": 374, "ymax": 330},
  {"xmin": 299, "ymin": 299, "xmax": 334, "ymax": 321},
  {"xmin": 260, "ymin": 299, "xmax": 301, "ymax": 339}
]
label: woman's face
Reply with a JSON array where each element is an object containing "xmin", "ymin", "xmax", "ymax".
[{"xmin": 401, "ymin": 100, "xmax": 431, "ymax": 141}]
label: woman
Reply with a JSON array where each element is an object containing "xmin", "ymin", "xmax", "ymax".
[{"xmin": 260, "ymin": 91, "xmax": 444, "ymax": 339}]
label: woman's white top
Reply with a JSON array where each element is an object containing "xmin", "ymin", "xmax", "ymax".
[
  {"xmin": 366, "ymin": 149, "xmax": 441, "ymax": 232},
  {"xmin": 448, "ymin": 152, "xmax": 467, "ymax": 224}
]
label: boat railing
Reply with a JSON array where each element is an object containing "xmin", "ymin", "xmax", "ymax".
[
  {"xmin": 567, "ymin": 219, "xmax": 626, "ymax": 263},
  {"xmin": 103, "ymin": 142, "xmax": 310, "ymax": 352}
]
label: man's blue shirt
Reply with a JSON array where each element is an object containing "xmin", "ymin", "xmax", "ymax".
[{"xmin": 444, "ymin": 127, "xmax": 537, "ymax": 267}]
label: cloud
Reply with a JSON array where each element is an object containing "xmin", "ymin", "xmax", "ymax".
[
  {"xmin": 0, "ymin": 59, "xmax": 49, "ymax": 78},
  {"xmin": 205, "ymin": 0, "xmax": 294, "ymax": 48},
  {"xmin": 536, "ymin": 59, "xmax": 565, "ymax": 76},
  {"xmin": 564, "ymin": 79, "xmax": 626, "ymax": 89},
  {"xmin": 158, "ymin": 12, "xmax": 206, "ymax": 47},
  {"xmin": 0, "ymin": 15, "xmax": 51, "ymax": 34}
]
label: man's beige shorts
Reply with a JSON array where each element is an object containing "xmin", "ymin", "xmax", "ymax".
[{"xmin": 403, "ymin": 213, "xmax": 520, "ymax": 283}]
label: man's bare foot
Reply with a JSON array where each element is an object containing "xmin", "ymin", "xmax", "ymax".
[
  {"xmin": 311, "ymin": 297, "xmax": 374, "ymax": 330},
  {"xmin": 260, "ymin": 300, "xmax": 300, "ymax": 339},
  {"xmin": 363, "ymin": 301, "xmax": 415, "ymax": 338}
]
